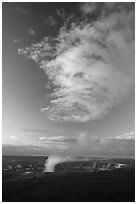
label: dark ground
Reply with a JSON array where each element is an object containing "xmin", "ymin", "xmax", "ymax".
[
  {"xmin": 3, "ymin": 168, "xmax": 134, "ymax": 202},
  {"xmin": 2, "ymin": 156, "xmax": 135, "ymax": 202}
]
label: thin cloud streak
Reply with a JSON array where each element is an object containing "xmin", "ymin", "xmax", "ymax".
[{"xmin": 106, "ymin": 131, "xmax": 135, "ymax": 140}]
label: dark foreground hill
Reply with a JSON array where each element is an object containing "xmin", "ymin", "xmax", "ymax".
[{"xmin": 3, "ymin": 167, "xmax": 134, "ymax": 202}]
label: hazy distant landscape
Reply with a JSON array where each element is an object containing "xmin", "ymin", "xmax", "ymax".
[{"xmin": 2, "ymin": 156, "xmax": 135, "ymax": 202}]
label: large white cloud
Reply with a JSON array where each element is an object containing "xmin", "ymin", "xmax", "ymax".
[
  {"xmin": 73, "ymin": 131, "xmax": 135, "ymax": 157},
  {"xmin": 18, "ymin": 2, "xmax": 135, "ymax": 122}
]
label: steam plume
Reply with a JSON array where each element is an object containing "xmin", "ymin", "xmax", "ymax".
[
  {"xmin": 44, "ymin": 155, "xmax": 96, "ymax": 172},
  {"xmin": 44, "ymin": 156, "xmax": 71, "ymax": 172}
]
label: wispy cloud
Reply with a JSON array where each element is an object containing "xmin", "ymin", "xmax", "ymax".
[
  {"xmin": 38, "ymin": 135, "xmax": 76, "ymax": 143},
  {"xmin": 2, "ymin": 144, "xmax": 50, "ymax": 156},
  {"xmin": 80, "ymin": 2, "xmax": 98, "ymax": 14},
  {"xmin": 28, "ymin": 28, "xmax": 36, "ymax": 36},
  {"xmin": 106, "ymin": 131, "xmax": 135, "ymax": 140},
  {"xmin": 45, "ymin": 16, "xmax": 58, "ymax": 26},
  {"xmin": 18, "ymin": 3, "xmax": 135, "ymax": 122},
  {"xmin": 56, "ymin": 7, "xmax": 66, "ymax": 22},
  {"xmin": 73, "ymin": 131, "xmax": 135, "ymax": 157},
  {"xmin": 15, "ymin": 6, "xmax": 29, "ymax": 15}
]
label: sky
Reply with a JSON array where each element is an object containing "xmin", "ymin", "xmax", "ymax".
[{"xmin": 2, "ymin": 2, "xmax": 135, "ymax": 157}]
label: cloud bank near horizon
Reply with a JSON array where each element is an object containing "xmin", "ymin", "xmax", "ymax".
[
  {"xmin": 3, "ymin": 130, "xmax": 135, "ymax": 157},
  {"xmin": 18, "ymin": 2, "xmax": 135, "ymax": 122}
]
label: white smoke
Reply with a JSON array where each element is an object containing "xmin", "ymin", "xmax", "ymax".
[
  {"xmin": 44, "ymin": 156, "xmax": 72, "ymax": 172},
  {"xmin": 44, "ymin": 155, "xmax": 97, "ymax": 172}
]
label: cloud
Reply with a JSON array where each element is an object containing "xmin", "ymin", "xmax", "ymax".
[
  {"xmin": 17, "ymin": 127, "xmax": 76, "ymax": 138},
  {"xmin": 106, "ymin": 131, "xmax": 135, "ymax": 140},
  {"xmin": 3, "ymin": 128, "xmax": 134, "ymax": 157},
  {"xmin": 73, "ymin": 131, "xmax": 135, "ymax": 157},
  {"xmin": 76, "ymin": 132, "xmax": 99, "ymax": 149},
  {"xmin": 28, "ymin": 28, "xmax": 36, "ymax": 36},
  {"xmin": 18, "ymin": 3, "xmax": 135, "ymax": 122},
  {"xmin": 45, "ymin": 16, "xmax": 58, "ymax": 26},
  {"xmin": 80, "ymin": 2, "xmax": 98, "ymax": 14},
  {"xmin": 9, "ymin": 135, "xmax": 17, "ymax": 140},
  {"xmin": 20, "ymin": 127, "xmax": 51, "ymax": 133},
  {"xmin": 2, "ymin": 144, "xmax": 50, "ymax": 156},
  {"xmin": 39, "ymin": 135, "xmax": 76, "ymax": 143},
  {"xmin": 56, "ymin": 7, "xmax": 66, "ymax": 22},
  {"xmin": 8, "ymin": 135, "xmax": 20, "ymax": 145},
  {"xmin": 15, "ymin": 6, "xmax": 29, "ymax": 15},
  {"xmin": 38, "ymin": 136, "xmax": 70, "ymax": 151},
  {"xmin": 3, "ymin": 133, "xmax": 72, "ymax": 152},
  {"xmin": 14, "ymin": 39, "xmax": 21, "ymax": 44},
  {"xmin": 39, "ymin": 137, "xmax": 46, "ymax": 140},
  {"xmin": 37, "ymin": 135, "xmax": 76, "ymax": 151}
]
